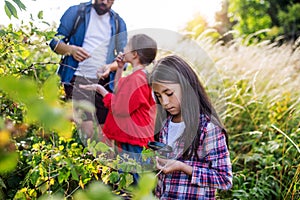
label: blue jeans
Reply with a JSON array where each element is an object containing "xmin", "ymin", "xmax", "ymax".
[{"xmin": 120, "ymin": 143, "xmax": 143, "ymax": 185}]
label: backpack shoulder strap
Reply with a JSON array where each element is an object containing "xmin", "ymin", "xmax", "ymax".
[
  {"xmin": 114, "ymin": 13, "xmax": 120, "ymax": 56},
  {"xmin": 65, "ymin": 3, "xmax": 86, "ymax": 43},
  {"xmin": 115, "ymin": 13, "xmax": 119, "ymax": 34}
]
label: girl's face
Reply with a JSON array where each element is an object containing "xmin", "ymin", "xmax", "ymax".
[{"xmin": 152, "ymin": 82, "xmax": 182, "ymax": 122}]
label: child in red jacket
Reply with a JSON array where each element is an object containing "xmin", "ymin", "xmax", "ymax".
[{"xmin": 79, "ymin": 34, "xmax": 157, "ymax": 182}]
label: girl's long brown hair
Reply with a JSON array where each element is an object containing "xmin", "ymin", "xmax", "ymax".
[{"xmin": 149, "ymin": 55, "xmax": 228, "ymax": 160}]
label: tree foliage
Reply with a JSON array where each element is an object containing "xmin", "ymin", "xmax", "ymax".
[
  {"xmin": 4, "ymin": 0, "xmax": 26, "ymax": 19},
  {"xmin": 181, "ymin": 13, "xmax": 210, "ymax": 39},
  {"xmin": 226, "ymin": 0, "xmax": 300, "ymax": 41},
  {"xmin": 278, "ymin": 3, "xmax": 300, "ymax": 41}
]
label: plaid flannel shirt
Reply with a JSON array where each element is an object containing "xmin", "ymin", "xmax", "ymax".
[{"xmin": 155, "ymin": 114, "xmax": 232, "ymax": 200}]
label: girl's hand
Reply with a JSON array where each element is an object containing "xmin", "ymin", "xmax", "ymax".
[
  {"xmin": 156, "ymin": 157, "xmax": 181, "ymax": 174},
  {"xmin": 79, "ymin": 84, "xmax": 99, "ymax": 91},
  {"xmin": 97, "ymin": 65, "xmax": 110, "ymax": 80},
  {"xmin": 156, "ymin": 157, "xmax": 193, "ymax": 175},
  {"xmin": 115, "ymin": 52, "xmax": 125, "ymax": 69},
  {"xmin": 79, "ymin": 84, "xmax": 108, "ymax": 97}
]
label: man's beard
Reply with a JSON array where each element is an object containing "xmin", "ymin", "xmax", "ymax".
[{"xmin": 93, "ymin": 3, "xmax": 110, "ymax": 15}]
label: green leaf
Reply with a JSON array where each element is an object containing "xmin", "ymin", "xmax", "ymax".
[
  {"xmin": 42, "ymin": 75, "xmax": 60, "ymax": 105},
  {"xmin": 30, "ymin": 170, "xmax": 39, "ymax": 185},
  {"xmin": 58, "ymin": 170, "xmax": 70, "ymax": 184},
  {"xmin": 39, "ymin": 181, "xmax": 49, "ymax": 194},
  {"xmin": 0, "ymin": 117, "xmax": 4, "ymax": 129},
  {"xmin": 95, "ymin": 142, "xmax": 112, "ymax": 153},
  {"xmin": 0, "ymin": 29, "xmax": 6, "ymax": 37},
  {"xmin": 12, "ymin": 0, "xmax": 26, "ymax": 10},
  {"xmin": 137, "ymin": 173, "xmax": 156, "ymax": 194},
  {"xmin": 71, "ymin": 168, "xmax": 79, "ymax": 181},
  {"xmin": 118, "ymin": 173, "xmax": 133, "ymax": 189},
  {"xmin": 4, "ymin": 0, "xmax": 18, "ymax": 19},
  {"xmin": 141, "ymin": 148, "xmax": 155, "ymax": 161},
  {"xmin": 124, "ymin": 173, "xmax": 133, "ymax": 188},
  {"xmin": 74, "ymin": 182, "xmax": 122, "ymax": 200},
  {"xmin": 109, "ymin": 171, "xmax": 119, "ymax": 183},
  {"xmin": 38, "ymin": 194, "xmax": 64, "ymax": 200},
  {"xmin": 37, "ymin": 10, "xmax": 43, "ymax": 19},
  {"xmin": 0, "ymin": 152, "xmax": 18, "ymax": 173},
  {"xmin": 0, "ymin": 76, "xmax": 38, "ymax": 104},
  {"xmin": 131, "ymin": 173, "xmax": 156, "ymax": 199},
  {"xmin": 0, "ymin": 177, "xmax": 6, "ymax": 189}
]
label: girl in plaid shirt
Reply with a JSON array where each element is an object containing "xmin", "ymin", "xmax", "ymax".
[{"xmin": 149, "ymin": 55, "xmax": 232, "ymax": 199}]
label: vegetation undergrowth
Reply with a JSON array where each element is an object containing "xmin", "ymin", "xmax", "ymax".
[{"xmin": 0, "ymin": 17, "xmax": 299, "ymax": 200}]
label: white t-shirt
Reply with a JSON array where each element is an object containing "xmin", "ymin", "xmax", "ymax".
[
  {"xmin": 167, "ymin": 121, "xmax": 185, "ymax": 149},
  {"xmin": 75, "ymin": 8, "xmax": 111, "ymax": 79}
]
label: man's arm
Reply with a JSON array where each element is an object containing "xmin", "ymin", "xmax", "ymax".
[{"xmin": 54, "ymin": 42, "xmax": 90, "ymax": 62}]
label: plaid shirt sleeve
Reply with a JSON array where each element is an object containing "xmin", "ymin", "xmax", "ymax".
[{"xmin": 191, "ymin": 122, "xmax": 232, "ymax": 190}]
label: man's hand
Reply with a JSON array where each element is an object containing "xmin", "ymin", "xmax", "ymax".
[
  {"xmin": 70, "ymin": 45, "xmax": 90, "ymax": 62},
  {"xmin": 55, "ymin": 42, "xmax": 90, "ymax": 62}
]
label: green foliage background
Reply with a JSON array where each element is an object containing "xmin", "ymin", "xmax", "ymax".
[{"xmin": 0, "ymin": 0, "xmax": 300, "ymax": 199}]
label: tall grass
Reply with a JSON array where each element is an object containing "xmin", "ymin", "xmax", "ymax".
[{"xmin": 195, "ymin": 36, "xmax": 300, "ymax": 199}]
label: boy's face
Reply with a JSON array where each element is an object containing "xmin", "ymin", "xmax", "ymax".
[
  {"xmin": 122, "ymin": 43, "xmax": 135, "ymax": 63},
  {"xmin": 152, "ymin": 82, "xmax": 182, "ymax": 122}
]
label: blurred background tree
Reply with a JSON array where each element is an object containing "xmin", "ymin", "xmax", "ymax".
[
  {"xmin": 182, "ymin": 0, "xmax": 300, "ymax": 43},
  {"xmin": 214, "ymin": 0, "xmax": 235, "ymax": 42},
  {"xmin": 278, "ymin": 3, "xmax": 300, "ymax": 42},
  {"xmin": 226, "ymin": 0, "xmax": 300, "ymax": 42}
]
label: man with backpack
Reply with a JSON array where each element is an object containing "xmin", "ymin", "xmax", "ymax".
[{"xmin": 49, "ymin": 0, "xmax": 127, "ymax": 144}]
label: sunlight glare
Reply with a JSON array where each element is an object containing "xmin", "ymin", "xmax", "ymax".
[{"xmin": 0, "ymin": 0, "xmax": 222, "ymax": 31}]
